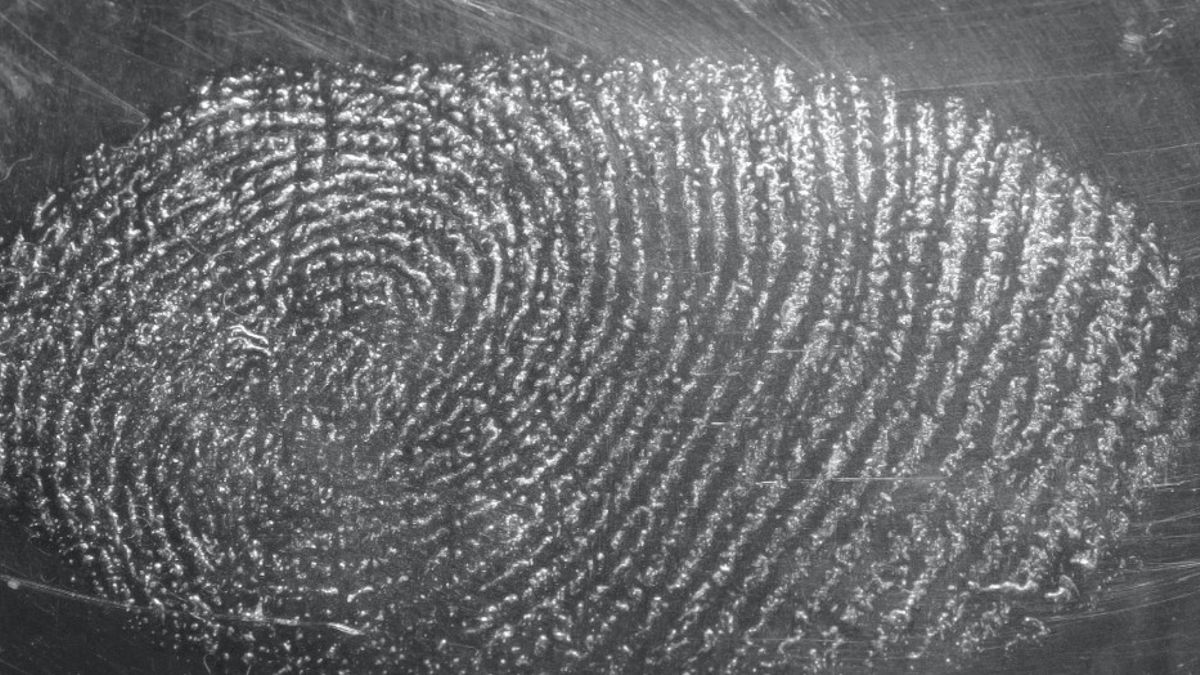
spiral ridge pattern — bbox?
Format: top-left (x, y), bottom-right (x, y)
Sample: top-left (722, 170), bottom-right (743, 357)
top-left (1, 55), bottom-right (1197, 672)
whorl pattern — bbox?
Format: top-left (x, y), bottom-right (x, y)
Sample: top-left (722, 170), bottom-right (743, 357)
top-left (0, 54), bottom-right (1196, 672)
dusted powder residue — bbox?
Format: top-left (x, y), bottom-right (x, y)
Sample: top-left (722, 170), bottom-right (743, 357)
top-left (0, 54), bottom-right (1196, 672)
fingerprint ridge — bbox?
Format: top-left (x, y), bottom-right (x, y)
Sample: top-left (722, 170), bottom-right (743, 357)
top-left (1, 54), bottom-right (1196, 672)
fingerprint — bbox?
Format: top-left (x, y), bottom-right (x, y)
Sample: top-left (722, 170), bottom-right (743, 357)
top-left (1, 54), bottom-right (1197, 672)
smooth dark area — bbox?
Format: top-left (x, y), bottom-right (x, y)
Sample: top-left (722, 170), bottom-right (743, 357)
top-left (3, 1), bottom-right (1200, 673)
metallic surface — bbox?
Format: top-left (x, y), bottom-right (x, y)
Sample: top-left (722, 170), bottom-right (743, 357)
top-left (1, 55), bottom-right (1198, 672)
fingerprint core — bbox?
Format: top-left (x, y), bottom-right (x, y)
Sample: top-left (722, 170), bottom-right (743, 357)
top-left (0, 55), bottom-right (1196, 672)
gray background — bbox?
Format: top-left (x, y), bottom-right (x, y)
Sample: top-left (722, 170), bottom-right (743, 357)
top-left (2, 1), bottom-right (1199, 672)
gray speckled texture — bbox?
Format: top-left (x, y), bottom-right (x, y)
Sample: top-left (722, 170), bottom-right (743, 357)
top-left (1, 54), bottom-right (1196, 672)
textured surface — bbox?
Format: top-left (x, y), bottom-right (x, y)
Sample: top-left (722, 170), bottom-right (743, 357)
top-left (1, 55), bottom-right (1197, 672)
